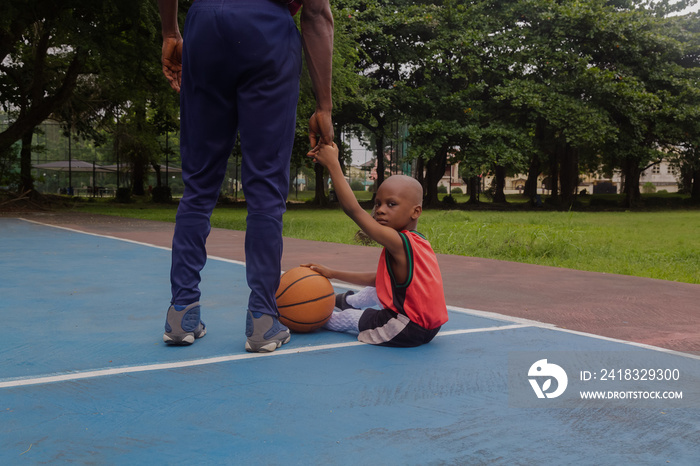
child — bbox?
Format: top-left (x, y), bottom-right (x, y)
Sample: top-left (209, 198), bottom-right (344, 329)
top-left (304, 143), bottom-right (448, 347)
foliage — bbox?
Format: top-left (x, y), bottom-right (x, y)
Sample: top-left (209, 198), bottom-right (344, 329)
top-left (0, 144), bottom-right (20, 190)
top-left (330, 0), bottom-right (700, 207)
top-left (349, 179), bottom-right (365, 191)
top-left (151, 185), bottom-right (172, 203)
top-left (2, 0), bottom-right (699, 204)
top-left (441, 194), bottom-right (457, 206)
top-left (114, 187), bottom-right (132, 203)
top-left (0, 0), bottom-right (177, 194)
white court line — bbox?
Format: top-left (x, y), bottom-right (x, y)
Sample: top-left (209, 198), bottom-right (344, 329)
top-left (437, 324), bottom-right (529, 336)
top-left (447, 304), bottom-right (700, 362)
top-left (17, 217), bottom-right (246, 266)
top-left (0, 325), bottom-right (527, 389)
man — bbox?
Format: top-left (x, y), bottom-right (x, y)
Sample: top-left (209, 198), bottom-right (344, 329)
top-left (157, 0), bottom-right (334, 352)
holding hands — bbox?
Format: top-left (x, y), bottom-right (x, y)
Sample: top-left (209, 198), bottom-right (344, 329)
top-left (307, 141), bottom-right (339, 169)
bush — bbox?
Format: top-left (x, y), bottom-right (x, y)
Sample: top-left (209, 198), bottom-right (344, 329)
top-left (437, 185), bottom-right (448, 193)
top-left (151, 186), bottom-right (172, 203)
top-left (115, 187), bottom-right (132, 203)
top-left (441, 194), bottom-right (457, 206)
top-left (451, 187), bottom-right (463, 194)
top-left (642, 182), bottom-right (656, 194)
top-left (643, 196), bottom-right (684, 207)
top-left (350, 179), bottom-right (365, 191)
top-left (589, 196), bottom-right (621, 208)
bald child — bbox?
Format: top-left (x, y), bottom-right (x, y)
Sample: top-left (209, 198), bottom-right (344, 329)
top-left (305, 143), bottom-right (448, 347)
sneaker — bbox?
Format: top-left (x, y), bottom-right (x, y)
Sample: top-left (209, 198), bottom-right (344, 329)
top-left (245, 310), bottom-right (290, 353)
top-left (163, 302), bottom-right (207, 345)
top-left (335, 290), bottom-right (355, 310)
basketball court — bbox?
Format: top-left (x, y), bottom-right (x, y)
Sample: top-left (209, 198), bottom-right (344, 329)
top-left (1, 214), bottom-right (699, 464)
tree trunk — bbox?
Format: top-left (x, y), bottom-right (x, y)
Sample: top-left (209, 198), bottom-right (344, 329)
top-left (313, 163), bottom-right (328, 205)
top-left (493, 164), bottom-right (507, 203)
top-left (466, 175), bottom-right (480, 204)
top-left (691, 167), bottom-right (700, 200)
top-left (415, 156), bottom-right (424, 187)
top-left (20, 130), bottom-right (34, 194)
top-left (131, 151), bottom-right (147, 196)
top-left (559, 144), bottom-right (579, 208)
top-left (526, 118), bottom-right (546, 203)
top-left (621, 156), bottom-right (641, 207)
top-left (375, 133), bottom-right (385, 188)
top-left (524, 151), bottom-right (540, 202)
top-left (678, 163), bottom-right (693, 194)
top-left (152, 163), bottom-right (162, 188)
top-left (424, 147), bottom-right (447, 207)
top-left (548, 146), bottom-right (559, 204)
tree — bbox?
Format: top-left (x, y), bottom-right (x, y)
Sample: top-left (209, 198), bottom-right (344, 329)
top-left (291, 0), bottom-right (366, 205)
top-left (326, 0), bottom-right (430, 203)
top-left (0, 0), bottom-right (159, 194)
top-left (658, 12), bottom-right (700, 201)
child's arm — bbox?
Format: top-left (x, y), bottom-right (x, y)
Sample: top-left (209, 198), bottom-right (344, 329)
top-left (301, 263), bottom-right (376, 287)
top-left (308, 143), bottom-right (405, 257)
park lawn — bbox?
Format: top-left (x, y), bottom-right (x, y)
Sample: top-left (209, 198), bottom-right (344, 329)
top-left (72, 201), bottom-right (700, 284)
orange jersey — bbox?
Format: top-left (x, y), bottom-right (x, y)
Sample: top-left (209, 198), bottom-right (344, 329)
top-left (375, 231), bottom-right (448, 330)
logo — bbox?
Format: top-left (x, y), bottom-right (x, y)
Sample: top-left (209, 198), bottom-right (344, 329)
top-left (528, 359), bottom-right (568, 399)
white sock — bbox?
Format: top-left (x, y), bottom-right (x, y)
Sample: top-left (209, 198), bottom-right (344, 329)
top-left (346, 286), bottom-right (380, 309)
top-left (324, 308), bottom-right (363, 334)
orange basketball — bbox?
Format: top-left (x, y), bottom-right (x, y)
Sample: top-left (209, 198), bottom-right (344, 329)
top-left (276, 266), bottom-right (335, 333)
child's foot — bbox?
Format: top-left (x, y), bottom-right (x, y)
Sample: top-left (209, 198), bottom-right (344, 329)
top-left (245, 310), bottom-right (291, 353)
top-left (164, 302), bottom-right (207, 345)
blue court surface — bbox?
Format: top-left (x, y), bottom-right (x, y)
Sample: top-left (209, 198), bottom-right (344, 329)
top-left (1, 217), bottom-right (699, 465)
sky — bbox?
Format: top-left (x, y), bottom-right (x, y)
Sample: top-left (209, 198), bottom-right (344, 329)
top-left (671, 0), bottom-right (700, 15)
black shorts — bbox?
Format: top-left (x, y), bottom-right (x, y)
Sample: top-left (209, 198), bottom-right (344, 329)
top-left (358, 308), bottom-right (440, 347)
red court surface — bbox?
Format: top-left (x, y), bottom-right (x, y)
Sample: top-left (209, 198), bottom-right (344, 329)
top-left (12, 211), bottom-right (699, 355)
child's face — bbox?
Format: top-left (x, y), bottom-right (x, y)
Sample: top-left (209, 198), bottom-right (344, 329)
top-left (373, 181), bottom-right (421, 231)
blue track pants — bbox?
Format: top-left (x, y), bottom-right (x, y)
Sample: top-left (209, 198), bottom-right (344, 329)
top-left (171, 0), bottom-right (302, 316)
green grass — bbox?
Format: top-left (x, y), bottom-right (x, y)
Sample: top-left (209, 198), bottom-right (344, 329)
top-left (72, 199), bottom-right (700, 284)
top-left (418, 210), bottom-right (700, 284)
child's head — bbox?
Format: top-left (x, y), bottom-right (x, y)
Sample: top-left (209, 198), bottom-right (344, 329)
top-left (374, 175), bottom-right (423, 231)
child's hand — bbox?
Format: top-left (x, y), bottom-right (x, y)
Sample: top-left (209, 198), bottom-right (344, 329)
top-left (307, 142), bottom-right (338, 169)
top-left (301, 263), bottom-right (333, 279)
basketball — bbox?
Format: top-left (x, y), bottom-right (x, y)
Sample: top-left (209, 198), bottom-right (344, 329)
top-left (276, 266), bottom-right (335, 333)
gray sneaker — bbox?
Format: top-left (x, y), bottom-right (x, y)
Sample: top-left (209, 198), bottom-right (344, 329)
top-left (245, 310), bottom-right (290, 353)
top-left (163, 302), bottom-right (207, 345)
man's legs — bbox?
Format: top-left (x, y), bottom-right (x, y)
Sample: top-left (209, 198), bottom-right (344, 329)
top-left (236, 4), bottom-right (302, 352)
top-left (165, 2), bottom-right (240, 344)
top-left (165, 0), bottom-right (302, 351)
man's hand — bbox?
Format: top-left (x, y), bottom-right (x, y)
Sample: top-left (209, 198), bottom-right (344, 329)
top-left (309, 110), bottom-right (333, 149)
top-left (161, 36), bottom-right (183, 93)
